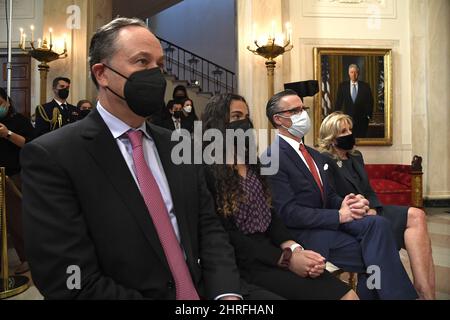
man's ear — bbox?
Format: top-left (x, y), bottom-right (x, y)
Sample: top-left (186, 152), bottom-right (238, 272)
top-left (273, 114), bottom-right (282, 127)
top-left (92, 63), bottom-right (108, 87)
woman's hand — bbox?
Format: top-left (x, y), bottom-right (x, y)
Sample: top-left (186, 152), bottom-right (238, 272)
top-left (288, 250), bottom-right (326, 278)
top-left (0, 123), bottom-right (9, 138)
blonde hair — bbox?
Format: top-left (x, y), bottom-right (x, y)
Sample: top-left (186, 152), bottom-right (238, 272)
top-left (318, 112), bottom-right (356, 158)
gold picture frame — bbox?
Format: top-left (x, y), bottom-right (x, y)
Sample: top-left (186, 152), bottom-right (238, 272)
top-left (313, 47), bottom-right (393, 146)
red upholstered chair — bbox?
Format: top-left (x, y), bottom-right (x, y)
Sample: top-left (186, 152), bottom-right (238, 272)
top-left (364, 164), bottom-right (412, 206)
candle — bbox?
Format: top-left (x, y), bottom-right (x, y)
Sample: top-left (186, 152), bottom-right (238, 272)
top-left (285, 22), bottom-right (292, 42)
top-left (252, 23), bottom-right (257, 42)
top-left (271, 21), bottom-right (276, 39)
top-left (63, 34), bottom-right (67, 51)
top-left (38, 38), bottom-right (42, 48)
top-left (49, 28), bottom-right (53, 46)
top-left (30, 25), bottom-right (35, 43)
top-left (19, 28), bottom-right (24, 47)
top-left (23, 34), bottom-right (27, 48)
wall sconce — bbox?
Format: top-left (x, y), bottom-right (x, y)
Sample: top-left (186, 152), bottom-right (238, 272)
top-left (247, 22), bottom-right (293, 135)
top-left (19, 26), bottom-right (68, 105)
top-left (247, 22), bottom-right (293, 99)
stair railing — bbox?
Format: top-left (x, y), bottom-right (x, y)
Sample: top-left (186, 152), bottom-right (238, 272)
top-left (156, 36), bottom-right (236, 95)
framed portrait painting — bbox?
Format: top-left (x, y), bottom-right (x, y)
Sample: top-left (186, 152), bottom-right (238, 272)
top-left (313, 47), bottom-right (393, 146)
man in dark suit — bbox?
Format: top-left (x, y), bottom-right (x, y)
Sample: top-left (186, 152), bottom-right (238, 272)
top-left (265, 90), bottom-right (418, 299)
top-left (34, 77), bottom-right (79, 138)
top-left (21, 17), bottom-right (241, 300)
top-left (335, 64), bottom-right (374, 138)
top-left (157, 100), bottom-right (195, 134)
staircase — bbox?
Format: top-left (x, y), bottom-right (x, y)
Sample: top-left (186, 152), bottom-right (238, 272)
top-left (156, 35), bottom-right (237, 118)
top-left (164, 75), bottom-right (213, 120)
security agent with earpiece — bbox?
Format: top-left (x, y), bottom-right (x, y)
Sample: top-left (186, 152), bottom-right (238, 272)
top-left (34, 76), bottom-right (79, 138)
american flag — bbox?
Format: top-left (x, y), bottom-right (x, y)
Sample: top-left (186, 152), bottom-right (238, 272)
top-left (321, 57), bottom-right (332, 116)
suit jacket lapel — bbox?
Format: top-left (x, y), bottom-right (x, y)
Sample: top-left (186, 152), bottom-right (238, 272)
top-left (80, 110), bottom-right (169, 269)
top-left (349, 154), bottom-right (370, 191)
top-left (308, 147), bottom-right (327, 194)
top-left (279, 138), bottom-right (323, 197)
top-left (344, 82), bottom-right (353, 105)
top-left (334, 156), bottom-right (364, 194)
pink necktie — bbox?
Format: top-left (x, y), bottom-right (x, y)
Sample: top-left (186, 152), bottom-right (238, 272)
top-left (127, 130), bottom-right (199, 300)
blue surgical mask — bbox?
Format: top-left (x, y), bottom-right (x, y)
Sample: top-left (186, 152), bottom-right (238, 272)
top-left (0, 104), bottom-right (9, 119)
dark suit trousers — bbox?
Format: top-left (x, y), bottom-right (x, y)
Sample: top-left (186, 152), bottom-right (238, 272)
top-left (294, 215), bottom-right (418, 300)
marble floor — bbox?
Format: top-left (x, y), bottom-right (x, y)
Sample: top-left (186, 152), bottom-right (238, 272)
top-left (4, 207), bottom-right (450, 300)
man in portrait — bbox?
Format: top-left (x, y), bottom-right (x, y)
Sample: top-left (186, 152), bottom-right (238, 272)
top-left (335, 64), bottom-right (374, 138)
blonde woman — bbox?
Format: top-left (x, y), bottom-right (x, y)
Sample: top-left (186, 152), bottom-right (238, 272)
top-left (319, 112), bottom-right (435, 300)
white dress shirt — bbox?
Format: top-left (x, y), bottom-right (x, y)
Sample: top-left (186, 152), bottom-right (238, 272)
top-left (53, 98), bottom-right (68, 109)
top-left (278, 134), bottom-right (323, 185)
top-left (172, 116), bottom-right (181, 131)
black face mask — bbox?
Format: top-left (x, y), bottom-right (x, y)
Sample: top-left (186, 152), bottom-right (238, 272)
top-left (173, 110), bottom-right (183, 119)
top-left (79, 109), bottom-right (91, 119)
top-left (226, 119), bottom-right (255, 164)
top-left (58, 88), bottom-right (70, 100)
top-left (335, 133), bottom-right (356, 151)
top-left (226, 118), bottom-right (253, 132)
top-left (104, 65), bottom-right (167, 118)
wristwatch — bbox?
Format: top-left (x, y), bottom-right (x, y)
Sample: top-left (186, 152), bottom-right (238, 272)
top-left (290, 243), bottom-right (304, 252)
top-left (6, 130), bottom-right (12, 139)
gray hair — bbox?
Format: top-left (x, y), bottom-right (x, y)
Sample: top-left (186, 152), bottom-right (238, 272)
top-left (348, 64), bottom-right (360, 72)
top-left (266, 89), bottom-right (299, 127)
top-left (88, 17), bottom-right (148, 88)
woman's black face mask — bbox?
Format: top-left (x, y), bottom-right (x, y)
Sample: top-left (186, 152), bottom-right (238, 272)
top-left (226, 118), bottom-right (253, 132)
top-left (225, 118), bottom-right (256, 164)
top-left (335, 133), bottom-right (356, 151)
top-left (104, 64), bottom-right (167, 118)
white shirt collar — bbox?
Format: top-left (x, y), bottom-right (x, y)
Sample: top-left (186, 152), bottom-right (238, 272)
top-left (53, 98), bottom-right (65, 106)
top-left (96, 101), bottom-right (150, 140)
top-left (278, 133), bottom-right (304, 150)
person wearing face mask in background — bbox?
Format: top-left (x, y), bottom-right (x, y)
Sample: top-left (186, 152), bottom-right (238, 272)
top-left (265, 90), bottom-right (418, 300)
top-left (0, 87), bottom-right (34, 275)
top-left (182, 97), bottom-right (198, 122)
top-left (158, 98), bottom-right (197, 134)
top-left (319, 112), bottom-right (435, 300)
top-left (152, 85), bottom-right (191, 126)
top-left (20, 17), bottom-right (242, 300)
top-left (76, 99), bottom-right (94, 120)
top-left (34, 77), bottom-right (78, 138)
top-left (201, 93), bottom-right (358, 300)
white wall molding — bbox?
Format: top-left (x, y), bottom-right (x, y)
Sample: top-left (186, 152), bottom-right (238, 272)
top-left (302, 0), bottom-right (397, 19)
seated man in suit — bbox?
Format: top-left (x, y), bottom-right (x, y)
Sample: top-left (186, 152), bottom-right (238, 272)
top-left (34, 77), bottom-right (79, 137)
top-left (265, 89), bottom-right (418, 299)
top-left (21, 17), bottom-right (241, 300)
top-left (334, 64), bottom-right (374, 138)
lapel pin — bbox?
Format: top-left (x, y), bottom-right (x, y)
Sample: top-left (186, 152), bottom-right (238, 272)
top-left (337, 160), bottom-right (343, 168)
top-left (324, 164), bottom-right (329, 171)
